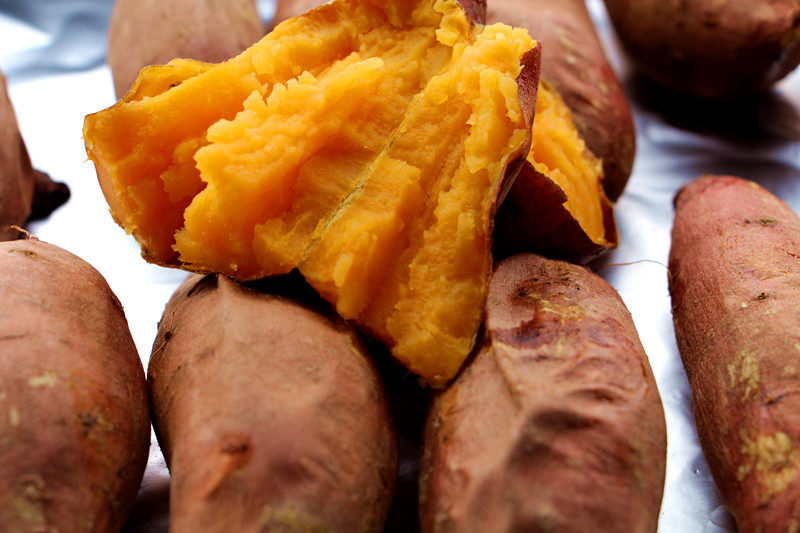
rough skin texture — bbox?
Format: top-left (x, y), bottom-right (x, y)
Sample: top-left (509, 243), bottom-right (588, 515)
top-left (0, 239), bottom-right (150, 531)
top-left (420, 253), bottom-right (667, 532)
top-left (487, 0), bottom-right (636, 201)
top-left (0, 71), bottom-right (69, 241)
top-left (669, 175), bottom-right (800, 531)
top-left (603, 0), bottom-right (800, 98)
top-left (108, 0), bottom-right (265, 98)
top-left (85, 0), bottom-right (541, 387)
top-left (149, 275), bottom-right (398, 532)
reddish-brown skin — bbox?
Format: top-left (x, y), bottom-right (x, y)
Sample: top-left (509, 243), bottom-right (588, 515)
top-left (494, 159), bottom-right (619, 264)
top-left (420, 254), bottom-right (667, 532)
top-left (669, 175), bottom-right (800, 531)
top-left (604, 0), bottom-right (800, 98)
top-left (487, 0), bottom-right (636, 201)
top-left (0, 72), bottom-right (69, 241)
top-left (0, 239), bottom-right (150, 531)
top-left (149, 275), bottom-right (398, 532)
top-left (107, 0), bottom-right (265, 98)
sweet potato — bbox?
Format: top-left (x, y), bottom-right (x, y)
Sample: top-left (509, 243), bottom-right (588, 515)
top-left (148, 274), bottom-right (397, 531)
top-left (487, 0), bottom-right (636, 200)
top-left (669, 175), bottom-right (800, 530)
top-left (85, 0), bottom-right (541, 386)
top-left (494, 80), bottom-right (618, 263)
top-left (420, 253), bottom-right (667, 532)
top-left (107, 0), bottom-right (265, 98)
top-left (603, 0), bottom-right (800, 98)
top-left (0, 71), bottom-right (69, 241)
top-left (0, 239), bottom-right (149, 531)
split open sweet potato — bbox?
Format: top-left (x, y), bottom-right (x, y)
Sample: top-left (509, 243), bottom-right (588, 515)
top-left (84, 0), bottom-right (541, 386)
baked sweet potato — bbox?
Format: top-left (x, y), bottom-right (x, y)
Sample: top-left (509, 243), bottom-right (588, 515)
top-left (107, 0), bottom-right (265, 98)
top-left (494, 79), bottom-right (618, 263)
top-left (603, 0), bottom-right (800, 98)
top-left (149, 274), bottom-right (397, 531)
top-left (1, 71), bottom-right (69, 241)
top-left (0, 239), bottom-right (149, 531)
top-left (420, 253), bottom-right (667, 532)
top-left (487, 0), bottom-right (636, 200)
top-left (85, 0), bottom-right (541, 386)
top-left (669, 175), bottom-right (800, 530)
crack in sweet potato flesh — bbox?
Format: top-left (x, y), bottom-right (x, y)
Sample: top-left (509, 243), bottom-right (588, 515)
top-left (83, 0), bottom-right (537, 386)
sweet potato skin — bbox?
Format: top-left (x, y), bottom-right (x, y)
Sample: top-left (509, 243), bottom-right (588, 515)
top-left (0, 239), bottom-right (149, 531)
top-left (149, 275), bottom-right (397, 532)
top-left (487, 0), bottom-right (636, 201)
top-left (108, 0), bottom-right (264, 98)
top-left (669, 175), bottom-right (800, 531)
top-left (1, 71), bottom-right (69, 241)
top-left (603, 0), bottom-right (800, 98)
top-left (420, 254), bottom-right (666, 532)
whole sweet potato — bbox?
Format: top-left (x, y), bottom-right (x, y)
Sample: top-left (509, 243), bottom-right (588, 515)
top-left (1, 71), bottom-right (69, 241)
top-left (107, 0), bottom-right (265, 98)
top-left (0, 239), bottom-right (149, 531)
top-left (603, 0), bottom-right (800, 98)
top-left (149, 274), bottom-right (397, 532)
top-left (420, 253), bottom-right (667, 532)
top-left (669, 175), bottom-right (800, 530)
top-left (487, 0), bottom-right (636, 200)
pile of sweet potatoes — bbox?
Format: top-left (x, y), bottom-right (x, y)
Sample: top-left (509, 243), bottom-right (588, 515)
top-left (10, 0), bottom-right (800, 530)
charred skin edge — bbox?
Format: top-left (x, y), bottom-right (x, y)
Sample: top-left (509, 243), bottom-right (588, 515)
top-left (603, 0), bottom-right (800, 98)
top-left (0, 239), bottom-right (149, 531)
top-left (487, 0), bottom-right (636, 201)
top-left (0, 72), bottom-right (69, 241)
top-left (149, 274), bottom-right (398, 531)
top-left (493, 158), bottom-right (618, 265)
top-left (669, 175), bottom-right (800, 530)
top-left (419, 253), bottom-right (667, 532)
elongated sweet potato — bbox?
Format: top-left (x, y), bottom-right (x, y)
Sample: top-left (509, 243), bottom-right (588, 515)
top-left (85, 0), bottom-right (541, 386)
top-left (1, 71), bottom-right (69, 241)
top-left (603, 0), bottom-right (800, 98)
top-left (420, 253), bottom-right (667, 532)
top-left (0, 239), bottom-right (149, 531)
top-left (149, 274), bottom-right (397, 531)
top-left (494, 80), bottom-right (618, 263)
top-left (669, 175), bottom-right (800, 530)
top-left (487, 0), bottom-right (636, 200)
top-left (107, 0), bottom-right (265, 98)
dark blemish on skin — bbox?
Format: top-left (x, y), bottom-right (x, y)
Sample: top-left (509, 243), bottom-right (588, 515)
top-left (221, 438), bottom-right (250, 455)
top-left (7, 249), bottom-right (49, 262)
top-left (744, 218), bottom-right (778, 227)
top-left (756, 292), bottom-right (772, 301)
top-left (79, 414), bottom-right (97, 436)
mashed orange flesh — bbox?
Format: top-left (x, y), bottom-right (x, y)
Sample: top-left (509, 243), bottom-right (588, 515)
top-left (530, 81), bottom-right (607, 244)
top-left (83, 0), bottom-right (537, 386)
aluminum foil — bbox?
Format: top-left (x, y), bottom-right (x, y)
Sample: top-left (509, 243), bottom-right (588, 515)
top-left (3, 0), bottom-right (800, 530)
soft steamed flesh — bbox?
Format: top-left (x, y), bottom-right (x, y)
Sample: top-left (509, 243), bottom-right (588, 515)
top-left (83, 0), bottom-right (536, 386)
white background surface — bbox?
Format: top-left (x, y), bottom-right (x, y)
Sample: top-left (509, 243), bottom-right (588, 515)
top-left (4, 0), bottom-right (800, 530)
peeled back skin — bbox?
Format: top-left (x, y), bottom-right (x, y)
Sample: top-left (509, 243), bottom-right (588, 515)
top-left (84, 0), bottom-right (541, 387)
top-left (0, 239), bottom-right (150, 531)
top-left (420, 254), bottom-right (667, 532)
top-left (108, 0), bottom-right (265, 99)
top-left (1, 71), bottom-right (70, 241)
top-left (494, 80), bottom-right (618, 264)
top-left (487, 0), bottom-right (636, 201)
top-left (669, 176), bottom-right (800, 530)
top-left (149, 274), bottom-right (397, 532)
top-left (603, 0), bottom-right (800, 98)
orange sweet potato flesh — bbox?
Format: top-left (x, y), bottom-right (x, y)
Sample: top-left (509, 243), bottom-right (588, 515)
top-left (149, 275), bottom-right (397, 531)
top-left (669, 175), bottom-right (800, 530)
top-left (494, 80), bottom-right (618, 263)
top-left (84, 0), bottom-right (541, 386)
top-left (420, 253), bottom-right (667, 532)
top-left (0, 239), bottom-right (150, 531)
